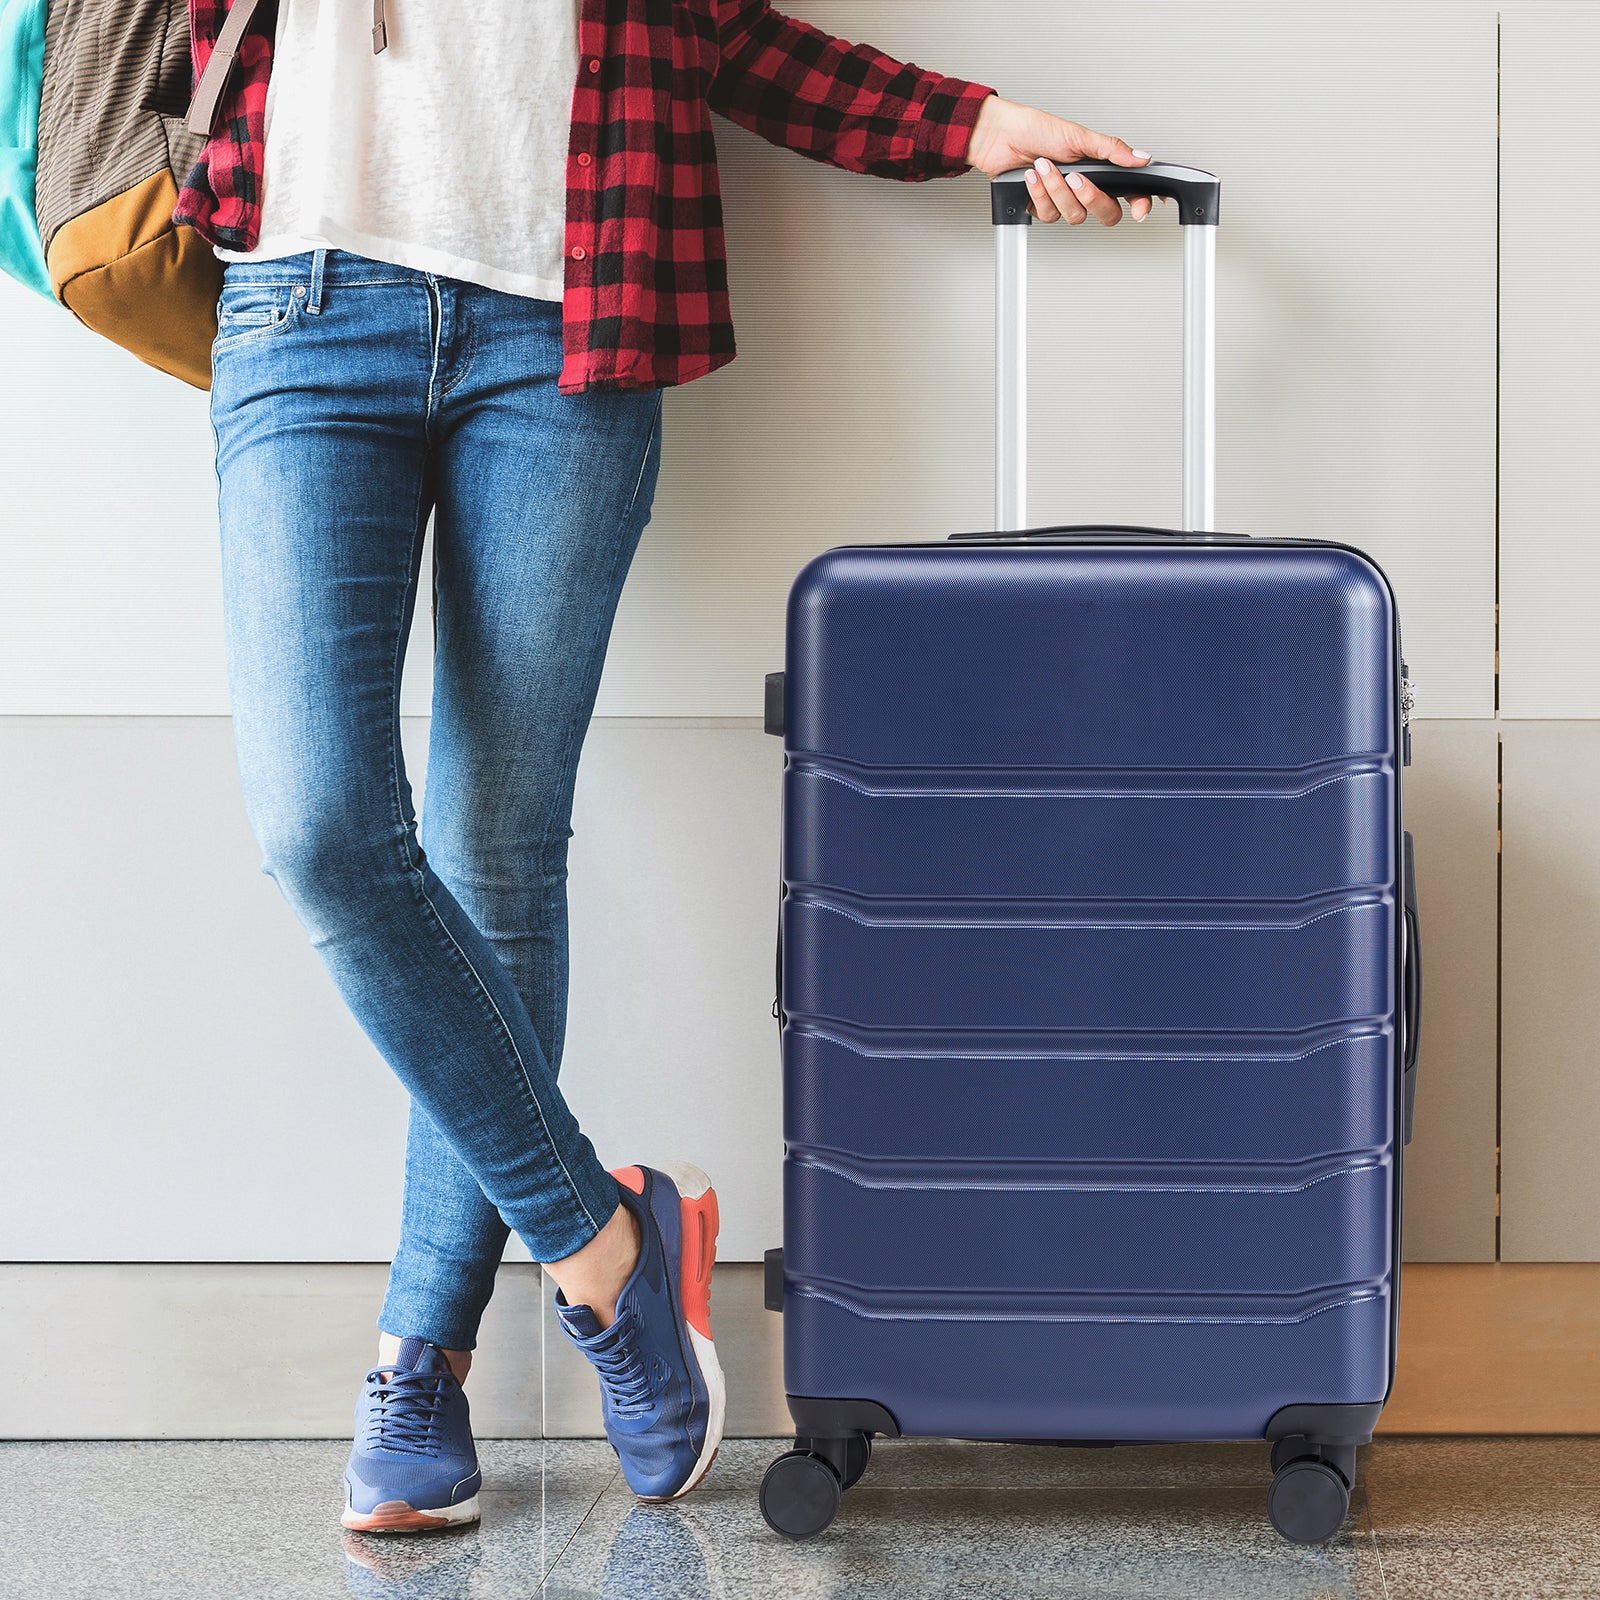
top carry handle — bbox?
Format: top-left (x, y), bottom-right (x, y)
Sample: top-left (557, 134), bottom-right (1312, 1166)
top-left (989, 160), bottom-right (1221, 534)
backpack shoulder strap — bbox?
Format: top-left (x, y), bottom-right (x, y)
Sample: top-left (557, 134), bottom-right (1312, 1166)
top-left (185, 0), bottom-right (269, 137)
top-left (186, 0), bottom-right (390, 136)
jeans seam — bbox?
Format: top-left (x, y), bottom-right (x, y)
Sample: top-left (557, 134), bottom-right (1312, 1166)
top-left (531, 394), bottom-right (664, 926)
top-left (384, 478), bottom-right (605, 1243)
top-left (438, 289), bottom-right (479, 400)
top-left (220, 266), bottom-right (420, 287)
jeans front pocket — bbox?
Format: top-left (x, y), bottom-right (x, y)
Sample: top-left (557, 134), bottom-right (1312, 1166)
top-left (212, 283), bottom-right (307, 356)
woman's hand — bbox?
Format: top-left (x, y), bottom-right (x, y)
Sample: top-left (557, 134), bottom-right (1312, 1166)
top-left (965, 96), bottom-right (1155, 225)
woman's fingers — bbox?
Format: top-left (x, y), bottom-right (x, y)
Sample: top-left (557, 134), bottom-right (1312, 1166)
top-left (1130, 194), bottom-right (1153, 222)
top-left (1023, 166), bottom-right (1066, 223)
top-left (1030, 157), bottom-right (1122, 227)
top-left (1064, 169), bottom-right (1123, 227)
top-left (1030, 159), bottom-right (1087, 224)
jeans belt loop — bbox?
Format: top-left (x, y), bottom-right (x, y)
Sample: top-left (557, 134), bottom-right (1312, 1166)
top-left (308, 248), bottom-right (328, 315)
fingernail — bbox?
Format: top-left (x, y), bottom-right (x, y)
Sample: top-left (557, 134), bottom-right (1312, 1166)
top-left (1134, 208), bottom-right (1147, 222)
top-left (1034, 157), bottom-right (1053, 174)
top-left (1024, 169), bottom-right (1038, 185)
top-left (1132, 149), bottom-right (1152, 161)
top-left (1065, 171), bottom-right (1084, 191)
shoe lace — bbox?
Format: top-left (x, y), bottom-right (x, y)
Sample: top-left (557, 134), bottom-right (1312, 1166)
top-left (362, 1366), bottom-right (451, 1454)
top-left (590, 1330), bottom-right (655, 1421)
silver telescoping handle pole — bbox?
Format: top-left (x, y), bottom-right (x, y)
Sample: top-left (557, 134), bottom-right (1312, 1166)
top-left (989, 160), bottom-right (1222, 534)
top-left (995, 223), bottom-right (1028, 534)
top-left (1181, 223), bottom-right (1217, 532)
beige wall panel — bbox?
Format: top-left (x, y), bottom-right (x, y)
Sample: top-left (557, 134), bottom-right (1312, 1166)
top-left (0, 1263), bottom-right (543, 1440)
top-left (1382, 1264), bottom-right (1600, 1434)
top-left (1501, 723), bottom-right (1600, 1260)
top-left (1499, 6), bottom-right (1600, 717)
top-left (1401, 721), bottom-right (1500, 1262)
top-left (2, 3), bottom-right (1494, 718)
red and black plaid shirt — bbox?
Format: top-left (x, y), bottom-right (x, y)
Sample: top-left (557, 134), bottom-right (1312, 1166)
top-left (174, 1), bottom-right (994, 395)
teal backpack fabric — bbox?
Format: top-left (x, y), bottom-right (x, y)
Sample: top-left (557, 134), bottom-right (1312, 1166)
top-left (0, 0), bottom-right (50, 298)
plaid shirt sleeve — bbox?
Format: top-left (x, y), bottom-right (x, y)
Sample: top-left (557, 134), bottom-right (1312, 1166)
top-left (171, 0), bottom-right (274, 249)
top-left (707, 1), bottom-right (995, 181)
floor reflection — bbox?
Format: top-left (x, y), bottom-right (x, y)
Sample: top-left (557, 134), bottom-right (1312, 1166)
top-left (0, 1436), bottom-right (1596, 1598)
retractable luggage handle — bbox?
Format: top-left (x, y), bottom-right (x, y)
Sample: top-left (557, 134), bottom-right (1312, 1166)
top-left (989, 160), bottom-right (1221, 534)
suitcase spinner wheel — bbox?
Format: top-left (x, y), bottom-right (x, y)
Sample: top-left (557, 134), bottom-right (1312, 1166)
top-left (759, 1433), bottom-right (872, 1539)
top-left (1267, 1444), bottom-right (1357, 1545)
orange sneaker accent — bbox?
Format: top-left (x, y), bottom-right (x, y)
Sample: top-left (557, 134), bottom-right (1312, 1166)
top-left (678, 1185), bottom-right (719, 1340)
top-left (611, 1165), bottom-right (646, 1195)
top-left (340, 1500), bottom-right (453, 1533)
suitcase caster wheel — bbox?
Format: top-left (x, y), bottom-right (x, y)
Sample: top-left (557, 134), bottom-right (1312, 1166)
top-left (840, 1432), bottom-right (872, 1491)
top-left (1267, 1457), bottom-right (1352, 1545)
top-left (760, 1450), bottom-right (842, 1540)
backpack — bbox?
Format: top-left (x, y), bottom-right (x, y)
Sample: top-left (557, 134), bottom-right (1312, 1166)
top-left (37, 0), bottom-right (229, 385)
top-left (0, 0), bottom-right (50, 297)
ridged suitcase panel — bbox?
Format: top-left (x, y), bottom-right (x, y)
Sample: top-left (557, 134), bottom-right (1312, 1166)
top-left (784, 1155), bottom-right (1393, 1296)
top-left (783, 1292), bottom-right (1393, 1443)
top-left (783, 896), bottom-right (1392, 1033)
top-left (778, 540), bottom-right (1403, 1442)
top-left (785, 546), bottom-right (1393, 770)
top-left (784, 1030), bottom-right (1394, 1165)
top-left (785, 761), bottom-right (1394, 903)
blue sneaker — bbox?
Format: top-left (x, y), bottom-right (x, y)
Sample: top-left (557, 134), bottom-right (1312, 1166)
top-left (341, 1337), bottom-right (482, 1533)
top-left (555, 1161), bottom-right (725, 1500)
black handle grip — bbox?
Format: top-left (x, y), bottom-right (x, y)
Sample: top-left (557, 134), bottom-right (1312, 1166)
top-left (991, 160), bottom-right (1221, 227)
top-left (1401, 830), bottom-right (1422, 1146)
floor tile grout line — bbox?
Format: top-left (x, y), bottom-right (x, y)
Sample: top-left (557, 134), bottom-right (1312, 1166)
top-left (539, 1465), bottom-right (618, 1591)
top-left (1366, 1494), bottom-right (1394, 1600)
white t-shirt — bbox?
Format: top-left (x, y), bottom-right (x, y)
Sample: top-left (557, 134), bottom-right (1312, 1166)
top-left (216, 0), bottom-right (578, 301)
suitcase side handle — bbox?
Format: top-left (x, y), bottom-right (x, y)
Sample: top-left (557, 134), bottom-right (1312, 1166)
top-left (990, 160), bottom-right (1219, 537)
top-left (1401, 830), bottom-right (1422, 1145)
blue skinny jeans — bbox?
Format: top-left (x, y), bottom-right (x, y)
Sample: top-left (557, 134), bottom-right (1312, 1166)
top-left (209, 249), bottom-right (663, 1349)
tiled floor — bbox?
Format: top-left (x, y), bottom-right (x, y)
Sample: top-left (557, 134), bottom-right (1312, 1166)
top-left (2, 1437), bottom-right (1596, 1599)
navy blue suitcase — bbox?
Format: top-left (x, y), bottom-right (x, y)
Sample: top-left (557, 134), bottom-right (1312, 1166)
top-left (759, 162), bottom-right (1421, 1545)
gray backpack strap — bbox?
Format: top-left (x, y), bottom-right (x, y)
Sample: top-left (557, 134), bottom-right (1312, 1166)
top-left (186, 0), bottom-right (391, 137)
top-left (184, 0), bottom-right (269, 136)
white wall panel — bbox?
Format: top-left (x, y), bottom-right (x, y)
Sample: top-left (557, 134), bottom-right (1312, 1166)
top-left (0, 276), bottom-right (439, 717)
top-left (0, 717), bottom-right (780, 1262)
top-left (617, 0), bottom-right (1497, 718)
top-left (1499, 5), bottom-right (1600, 717)
top-left (1, 2), bottom-right (1495, 718)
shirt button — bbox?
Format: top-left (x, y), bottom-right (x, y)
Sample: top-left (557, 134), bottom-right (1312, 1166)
top-left (571, 246), bottom-right (587, 261)
top-left (576, 152), bottom-right (592, 167)
top-left (586, 57), bottom-right (600, 73)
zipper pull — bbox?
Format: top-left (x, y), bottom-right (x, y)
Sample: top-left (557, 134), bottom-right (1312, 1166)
top-left (1400, 660), bottom-right (1415, 767)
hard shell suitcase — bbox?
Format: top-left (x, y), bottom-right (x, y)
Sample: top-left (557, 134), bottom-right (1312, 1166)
top-left (760, 161), bottom-right (1422, 1545)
